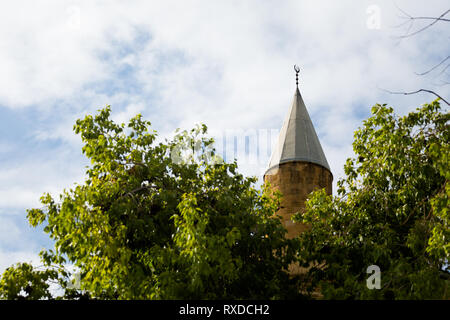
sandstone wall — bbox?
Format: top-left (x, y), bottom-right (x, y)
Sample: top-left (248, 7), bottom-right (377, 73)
top-left (264, 161), bottom-right (332, 239)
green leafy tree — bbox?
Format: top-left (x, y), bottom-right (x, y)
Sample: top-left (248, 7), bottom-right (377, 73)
top-left (294, 99), bottom-right (449, 299)
top-left (0, 263), bottom-right (61, 300)
top-left (0, 106), bottom-right (302, 300)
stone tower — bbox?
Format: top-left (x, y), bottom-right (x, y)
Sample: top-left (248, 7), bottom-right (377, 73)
top-left (264, 68), bottom-right (332, 239)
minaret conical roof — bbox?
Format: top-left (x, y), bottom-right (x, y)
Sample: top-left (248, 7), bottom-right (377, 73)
top-left (266, 87), bottom-right (330, 173)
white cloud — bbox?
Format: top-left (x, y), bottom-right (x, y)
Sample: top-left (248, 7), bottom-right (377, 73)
top-left (0, 150), bottom-right (87, 212)
top-left (0, 251), bottom-right (41, 276)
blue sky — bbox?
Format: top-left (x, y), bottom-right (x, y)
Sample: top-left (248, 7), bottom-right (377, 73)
top-left (0, 0), bottom-right (449, 274)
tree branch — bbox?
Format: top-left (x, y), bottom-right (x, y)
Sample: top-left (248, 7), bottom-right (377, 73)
top-left (379, 88), bottom-right (450, 106)
top-left (435, 80), bottom-right (450, 87)
top-left (395, 8), bottom-right (450, 38)
top-left (415, 56), bottom-right (450, 75)
top-left (405, 16), bottom-right (450, 22)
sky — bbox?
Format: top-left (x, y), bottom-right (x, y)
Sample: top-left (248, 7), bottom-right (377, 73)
top-left (0, 0), bottom-right (449, 275)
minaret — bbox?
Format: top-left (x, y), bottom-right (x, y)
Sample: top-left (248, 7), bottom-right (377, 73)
top-left (264, 66), bottom-right (332, 239)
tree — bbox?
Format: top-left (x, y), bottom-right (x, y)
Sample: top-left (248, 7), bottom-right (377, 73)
top-left (383, 7), bottom-right (450, 106)
top-left (0, 106), bottom-right (302, 300)
top-left (294, 99), bottom-right (449, 299)
top-left (0, 263), bottom-right (61, 300)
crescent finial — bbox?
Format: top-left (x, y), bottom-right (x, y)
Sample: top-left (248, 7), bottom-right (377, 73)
top-left (294, 65), bottom-right (300, 87)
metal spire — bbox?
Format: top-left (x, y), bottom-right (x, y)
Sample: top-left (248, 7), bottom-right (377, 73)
top-left (265, 67), bottom-right (331, 173)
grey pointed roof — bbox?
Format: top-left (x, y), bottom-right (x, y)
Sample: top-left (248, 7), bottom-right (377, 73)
top-left (266, 87), bottom-right (330, 173)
